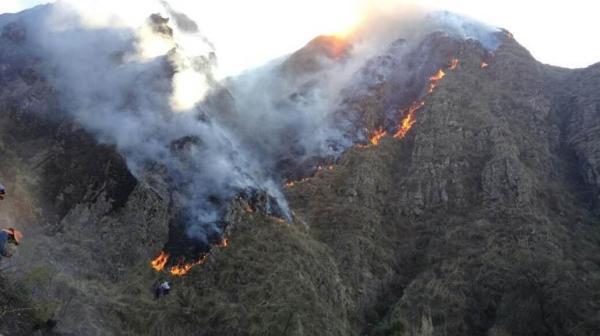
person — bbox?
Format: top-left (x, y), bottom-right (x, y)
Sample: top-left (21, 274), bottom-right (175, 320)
top-left (0, 182), bottom-right (5, 200)
top-left (154, 280), bottom-right (171, 299)
top-left (0, 228), bottom-right (22, 259)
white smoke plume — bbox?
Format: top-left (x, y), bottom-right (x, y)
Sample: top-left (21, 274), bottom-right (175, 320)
top-left (4, 1), bottom-right (500, 247)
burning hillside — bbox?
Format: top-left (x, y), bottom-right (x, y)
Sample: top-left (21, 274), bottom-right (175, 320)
top-left (0, 1), bottom-right (505, 279)
top-left (3, 1), bottom-right (600, 335)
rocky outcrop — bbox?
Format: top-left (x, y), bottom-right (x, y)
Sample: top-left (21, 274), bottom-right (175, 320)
top-left (1, 6), bottom-right (600, 336)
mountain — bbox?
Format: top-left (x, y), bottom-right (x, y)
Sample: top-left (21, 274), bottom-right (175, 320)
top-left (1, 5), bottom-right (600, 336)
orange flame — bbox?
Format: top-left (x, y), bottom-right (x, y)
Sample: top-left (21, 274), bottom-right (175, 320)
top-left (428, 69), bottom-right (446, 93)
top-left (394, 101), bottom-right (424, 138)
top-left (480, 62), bottom-right (489, 69)
top-left (369, 127), bottom-right (387, 146)
top-left (449, 58), bottom-right (459, 70)
top-left (429, 69), bottom-right (446, 81)
top-left (218, 238), bottom-right (228, 248)
top-left (169, 256), bottom-right (206, 276)
top-left (285, 177), bottom-right (311, 188)
top-left (151, 251), bottom-right (169, 272)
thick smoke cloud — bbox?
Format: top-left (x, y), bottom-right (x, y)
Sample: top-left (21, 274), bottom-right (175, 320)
top-left (7, 1), bottom-right (500, 246)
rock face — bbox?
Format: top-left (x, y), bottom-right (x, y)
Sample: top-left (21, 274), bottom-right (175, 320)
top-left (1, 7), bottom-right (600, 336)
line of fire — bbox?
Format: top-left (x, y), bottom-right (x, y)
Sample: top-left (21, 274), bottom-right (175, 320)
top-left (150, 56), bottom-right (492, 277)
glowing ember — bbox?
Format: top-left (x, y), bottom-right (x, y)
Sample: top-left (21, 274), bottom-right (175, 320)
top-left (449, 58), bottom-right (459, 70)
top-left (480, 62), bottom-right (489, 69)
top-left (394, 101), bottom-right (424, 139)
top-left (369, 127), bottom-right (387, 146)
top-left (151, 251), bottom-right (169, 272)
top-left (285, 177), bottom-right (311, 188)
top-left (218, 238), bottom-right (229, 248)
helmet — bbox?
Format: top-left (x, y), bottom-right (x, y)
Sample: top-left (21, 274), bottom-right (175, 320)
top-left (3, 228), bottom-right (22, 245)
top-left (11, 229), bottom-right (23, 244)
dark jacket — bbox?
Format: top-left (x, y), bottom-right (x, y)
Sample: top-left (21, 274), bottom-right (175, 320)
top-left (0, 231), bottom-right (10, 257)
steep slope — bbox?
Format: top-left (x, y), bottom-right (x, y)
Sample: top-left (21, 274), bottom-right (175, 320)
top-left (1, 6), bottom-right (600, 336)
top-left (280, 34), bottom-right (600, 335)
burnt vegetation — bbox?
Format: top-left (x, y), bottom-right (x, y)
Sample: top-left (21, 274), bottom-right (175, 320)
top-left (1, 6), bottom-right (600, 336)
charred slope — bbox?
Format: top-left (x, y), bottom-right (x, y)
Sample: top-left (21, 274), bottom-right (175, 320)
top-left (281, 35), bottom-right (600, 335)
top-left (0, 6), bottom-right (600, 336)
top-left (130, 34), bottom-right (600, 336)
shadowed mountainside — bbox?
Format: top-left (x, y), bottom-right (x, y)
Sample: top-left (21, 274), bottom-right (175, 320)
top-left (1, 7), bottom-right (600, 336)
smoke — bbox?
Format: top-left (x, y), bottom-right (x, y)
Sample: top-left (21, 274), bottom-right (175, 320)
top-left (7, 1), bottom-right (500, 248)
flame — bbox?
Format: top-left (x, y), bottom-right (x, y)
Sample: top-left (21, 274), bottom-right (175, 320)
top-left (429, 69), bottom-right (446, 81)
top-left (284, 164), bottom-right (334, 188)
top-left (285, 177), bottom-right (311, 188)
top-left (169, 256), bottom-right (206, 276)
top-left (369, 127), bottom-right (387, 146)
top-left (480, 62), bottom-right (489, 69)
top-left (151, 251), bottom-right (169, 272)
top-left (449, 58), bottom-right (459, 70)
top-left (394, 101), bottom-right (424, 139)
top-left (428, 69), bottom-right (446, 93)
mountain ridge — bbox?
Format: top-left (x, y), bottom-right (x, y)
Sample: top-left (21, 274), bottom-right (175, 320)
top-left (0, 5), bottom-right (599, 336)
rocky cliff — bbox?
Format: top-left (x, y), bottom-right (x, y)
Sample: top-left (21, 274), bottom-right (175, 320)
top-left (1, 6), bottom-right (600, 336)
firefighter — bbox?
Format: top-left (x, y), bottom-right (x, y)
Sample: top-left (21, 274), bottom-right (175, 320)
top-left (154, 280), bottom-right (171, 299)
top-left (0, 228), bottom-right (22, 259)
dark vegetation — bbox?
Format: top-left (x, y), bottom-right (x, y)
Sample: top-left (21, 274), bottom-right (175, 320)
top-left (1, 7), bottom-right (600, 336)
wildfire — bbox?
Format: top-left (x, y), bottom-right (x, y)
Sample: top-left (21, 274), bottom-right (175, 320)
top-left (369, 127), bottom-right (387, 146)
top-left (284, 177), bottom-right (311, 188)
top-left (393, 59), bottom-right (456, 139)
top-left (394, 101), bottom-right (424, 139)
top-left (429, 69), bottom-right (446, 81)
top-left (169, 256), bottom-right (206, 276)
top-left (151, 235), bottom-right (231, 276)
top-left (151, 251), bottom-right (170, 272)
top-left (480, 62), bottom-right (489, 69)
top-left (428, 69), bottom-right (446, 93)
top-left (285, 164), bottom-right (335, 188)
top-left (218, 238), bottom-right (228, 248)
top-left (449, 58), bottom-right (459, 70)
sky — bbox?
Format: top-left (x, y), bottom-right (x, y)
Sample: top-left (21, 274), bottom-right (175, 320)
top-left (1, 0), bottom-right (599, 73)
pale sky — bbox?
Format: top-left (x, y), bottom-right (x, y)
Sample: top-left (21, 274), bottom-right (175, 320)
top-left (1, 0), bottom-right (599, 73)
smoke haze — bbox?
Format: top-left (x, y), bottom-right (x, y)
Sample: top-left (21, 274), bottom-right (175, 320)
top-left (4, 1), bottom-right (499, 248)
